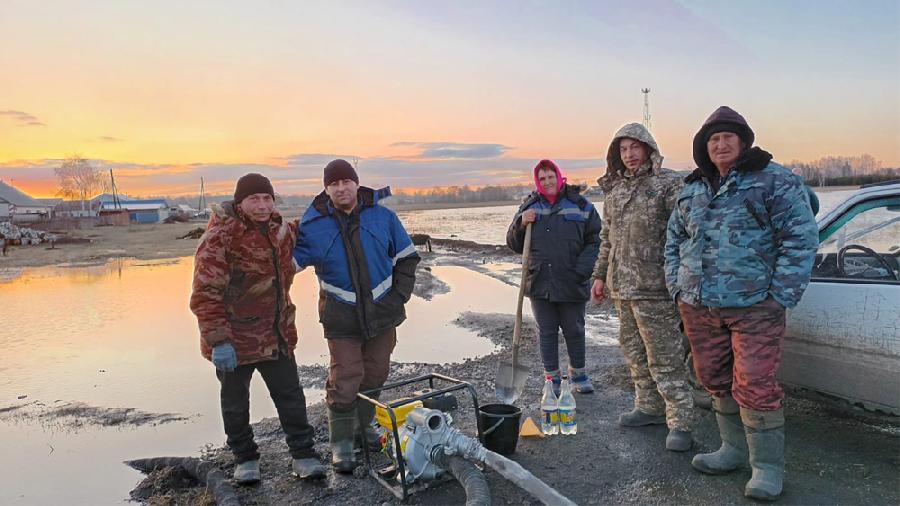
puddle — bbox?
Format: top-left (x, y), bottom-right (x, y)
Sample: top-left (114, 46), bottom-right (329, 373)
top-left (0, 258), bottom-right (513, 504)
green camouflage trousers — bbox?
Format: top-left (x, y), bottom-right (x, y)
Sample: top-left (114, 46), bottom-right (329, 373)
top-left (614, 299), bottom-right (694, 431)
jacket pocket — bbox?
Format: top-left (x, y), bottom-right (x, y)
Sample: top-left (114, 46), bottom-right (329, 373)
top-left (743, 199), bottom-right (768, 230)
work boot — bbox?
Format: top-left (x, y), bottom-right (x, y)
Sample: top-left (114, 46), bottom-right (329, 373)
top-left (666, 429), bottom-right (693, 452)
top-left (692, 398), bottom-right (748, 475)
top-left (233, 460), bottom-right (261, 484)
top-left (292, 456), bottom-right (326, 479)
top-left (328, 406), bottom-right (358, 474)
top-left (618, 408), bottom-right (666, 427)
top-left (354, 401), bottom-right (383, 451)
top-left (743, 408), bottom-right (785, 501)
top-left (568, 366), bottom-right (595, 394)
top-left (692, 389), bottom-right (713, 410)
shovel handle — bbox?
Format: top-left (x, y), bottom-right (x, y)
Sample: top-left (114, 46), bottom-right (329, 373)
top-left (512, 223), bottom-right (532, 357)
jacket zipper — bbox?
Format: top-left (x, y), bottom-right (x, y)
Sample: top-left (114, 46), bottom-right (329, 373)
top-left (261, 226), bottom-right (288, 356)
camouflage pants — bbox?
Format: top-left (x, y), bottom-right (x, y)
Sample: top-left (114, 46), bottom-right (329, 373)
top-left (614, 299), bottom-right (694, 431)
top-left (677, 296), bottom-right (786, 411)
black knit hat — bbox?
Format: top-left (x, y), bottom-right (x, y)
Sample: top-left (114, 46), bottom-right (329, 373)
top-left (233, 173), bottom-right (274, 204)
top-left (693, 106), bottom-right (755, 170)
top-left (323, 159), bottom-right (359, 187)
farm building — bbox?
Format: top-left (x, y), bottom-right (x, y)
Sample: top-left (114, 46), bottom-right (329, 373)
top-left (0, 180), bottom-right (53, 223)
top-left (98, 197), bottom-right (170, 223)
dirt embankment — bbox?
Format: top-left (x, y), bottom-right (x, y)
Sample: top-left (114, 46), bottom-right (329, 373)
top-left (0, 221), bottom-right (206, 269)
top-left (128, 241), bottom-right (899, 506)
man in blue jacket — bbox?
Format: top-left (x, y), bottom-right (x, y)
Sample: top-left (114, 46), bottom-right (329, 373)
top-left (294, 159), bottom-right (420, 473)
top-left (665, 106), bottom-right (818, 501)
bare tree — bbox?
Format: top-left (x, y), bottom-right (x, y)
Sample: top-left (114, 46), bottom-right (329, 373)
top-left (55, 155), bottom-right (106, 211)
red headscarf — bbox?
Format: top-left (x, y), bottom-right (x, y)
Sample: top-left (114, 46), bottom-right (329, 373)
top-left (533, 159), bottom-right (566, 204)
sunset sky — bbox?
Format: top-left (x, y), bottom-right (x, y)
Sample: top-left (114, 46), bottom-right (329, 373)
top-left (1, 0), bottom-right (897, 198)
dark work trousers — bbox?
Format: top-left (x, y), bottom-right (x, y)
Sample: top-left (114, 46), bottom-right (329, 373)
top-left (326, 328), bottom-right (397, 411)
top-left (216, 353), bottom-right (315, 463)
top-left (677, 296), bottom-right (786, 411)
top-left (529, 298), bottom-right (587, 373)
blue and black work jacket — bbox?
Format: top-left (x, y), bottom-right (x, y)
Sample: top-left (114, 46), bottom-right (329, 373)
top-left (506, 184), bottom-right (602, 302)
top-left (294, 186), bottom-right (420, 339)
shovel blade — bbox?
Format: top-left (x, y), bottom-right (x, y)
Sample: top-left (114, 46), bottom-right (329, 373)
top-left (495, 362), bottom-right (530, 405)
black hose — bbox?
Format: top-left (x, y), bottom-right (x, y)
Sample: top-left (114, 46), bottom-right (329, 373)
top-left (433, 452), bottom-right (491, 506)
top-left (126, 456), bottom-right (240, 506)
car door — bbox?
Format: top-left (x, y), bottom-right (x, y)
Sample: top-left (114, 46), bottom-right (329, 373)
top-left (782, 187), bottom-right (900, 414)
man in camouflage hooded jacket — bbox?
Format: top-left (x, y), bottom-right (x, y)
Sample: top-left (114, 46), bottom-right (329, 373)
top-left (591, 123), bottom-right (694, 452)
top-left (190, 173), bottom-right (324, 483)
top-left (664, 107), bottom-right (818, 501)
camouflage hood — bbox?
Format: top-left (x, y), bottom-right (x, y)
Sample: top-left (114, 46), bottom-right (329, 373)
top-left (599, 123), bottom-right (664, 188)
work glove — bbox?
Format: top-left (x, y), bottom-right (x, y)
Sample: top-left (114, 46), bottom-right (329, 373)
top-left (212, 342), bottom-right (237, 372)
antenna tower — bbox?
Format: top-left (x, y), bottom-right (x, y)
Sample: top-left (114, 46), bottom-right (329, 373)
top-left (198, 177), bottom-right (207, 212)
top-left (641, 88), bottom-right (652, 131)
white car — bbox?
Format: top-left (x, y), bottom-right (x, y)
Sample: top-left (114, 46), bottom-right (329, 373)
top-left (782, 181), bottom-right (900, 414)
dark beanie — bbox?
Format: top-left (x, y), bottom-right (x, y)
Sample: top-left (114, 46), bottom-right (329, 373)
top-left (323, 159), bottom-right (359, 187)
top-left (233, 173), bottom-right (274, 204)
top-left (693, 106), bottom-right (756, 170)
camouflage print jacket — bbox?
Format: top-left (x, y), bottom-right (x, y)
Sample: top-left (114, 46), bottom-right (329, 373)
top-left (190, 202), bottom-right (299, 365)
top-left (664, 148), bottom-right (818, 309)
top-left (592, 123), bottom-right (684, 300)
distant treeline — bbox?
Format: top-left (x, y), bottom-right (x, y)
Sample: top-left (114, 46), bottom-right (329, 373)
top-left (800, 171), bottom-right (900, 187)
top-left (784, 154), bottom-right (898, 186)
top-left (391, 184), bottom-right (533, 204)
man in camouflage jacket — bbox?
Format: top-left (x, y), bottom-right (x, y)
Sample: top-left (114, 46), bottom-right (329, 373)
top-left (591, 123), bottom-right (694, 452)
top-left (190, 173), bottom-right (324, 483)
top-left (664, 107), bottom-right (818, 501)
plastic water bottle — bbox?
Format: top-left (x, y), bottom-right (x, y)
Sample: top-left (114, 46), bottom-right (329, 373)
top-left (558, 378), bottom-right (577, 435)
top-left (540, 377), bottom-right (560, 435)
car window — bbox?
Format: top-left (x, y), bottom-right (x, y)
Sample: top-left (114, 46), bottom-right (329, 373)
top-left (812, 196), bottom-right (900, 282)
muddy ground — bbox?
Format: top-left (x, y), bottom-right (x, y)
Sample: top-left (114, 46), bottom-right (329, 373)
top-left (128, 241), bottom-right (899, 506)
top-left (0, 221), bottom-right (206, 269)
top-left (0, 401), bottom-right (192, 432)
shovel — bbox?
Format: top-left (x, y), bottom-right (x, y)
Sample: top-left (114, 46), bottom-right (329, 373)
top-left (495, 222), bottom-right (532, 405)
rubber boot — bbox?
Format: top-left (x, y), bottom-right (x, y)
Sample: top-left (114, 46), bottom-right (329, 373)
top-left (666, 429), bottom-right (693, 452)
top-left (328, 406), bottom-right (358, 474)
top-left (692, 397), bottom-right (748, 475)
top-left (233, 460), bottom-right (261, 484)
top-left (618, 408), bottom-right (666, 427)
top-left (292, 457), bottom-right (326, 480)
top-left (355, 401), bottom-right (382, 451)
top-left (743, 408), bottom-right (785, 501)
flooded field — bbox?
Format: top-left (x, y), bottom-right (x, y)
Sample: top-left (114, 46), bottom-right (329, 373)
top-left (395, 189), bottom-right (853, 245)
top-left (0, 259), bottom-right (529, 504)
top-left (0, 187), bottom-right (859, 504)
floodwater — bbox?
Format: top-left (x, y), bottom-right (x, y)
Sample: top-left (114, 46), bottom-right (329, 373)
top-left (396, 189), bottom-right (852, 246)
top-left (0, 260), bottom-right (522, 505)
top-left (0, 188), bottom-right (853, 504)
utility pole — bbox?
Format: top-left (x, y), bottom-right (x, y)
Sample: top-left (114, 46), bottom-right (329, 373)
top-left (109, 169), bottom-right (121, 209)
top-left (641, 88), bottom-right (652, 131)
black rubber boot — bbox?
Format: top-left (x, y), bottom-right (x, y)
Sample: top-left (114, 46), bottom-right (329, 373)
top-left (328, 406), bottom-right (358, 474)
top-left (355, 401), bottom-right (382, 451)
